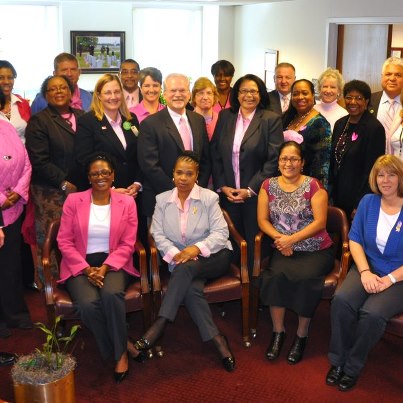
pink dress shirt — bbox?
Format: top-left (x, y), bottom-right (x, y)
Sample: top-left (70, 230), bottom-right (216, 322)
top-left (130, 101), bottom-right (165, 123)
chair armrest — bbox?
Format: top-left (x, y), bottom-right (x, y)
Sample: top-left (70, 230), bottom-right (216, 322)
top-left (135, 240), bottom-right (150, 295)
top-left (222, 209), bottom-right (249, 285)
top-left (337, 251), bottom-right (353, 288)
top-left (148, 232), bottom-right (161, 293)
top-left (253, 231), bottom-right (265, 280)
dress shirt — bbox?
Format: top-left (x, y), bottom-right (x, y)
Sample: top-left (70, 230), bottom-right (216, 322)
top-left (167, 107), bottom-right (194, 150)
top-left (104, 113), bottom-right (126, 149)
top-left (123, 88), bottom-right (140, 108)
top-left (232, 109), bottom-right (256, 189)
top-left (162, 185), bottom-right (210, 266)
top-left (377, 92), bottom-right (402, 133)
top-left (130, 101), bottom-right (165, 124)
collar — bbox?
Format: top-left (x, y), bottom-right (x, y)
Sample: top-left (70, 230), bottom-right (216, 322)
top-left (167, 183), bottom-right (201, 204)
top-left (123, 88), bottom-right (139, 99)
top-left (104, 112), bottom-right (122, 126)
top-left (167, 106), bottom-right (188, 124)
top-left (237, 108), bottom-right (256, 122)
top-left (381, 91), bottom-right (401, 105)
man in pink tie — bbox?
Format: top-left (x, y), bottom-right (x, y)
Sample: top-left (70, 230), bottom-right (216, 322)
top-left (138, 73), bottom-right (211, 219)
top-left (119, 59), bottom-right (142, 109)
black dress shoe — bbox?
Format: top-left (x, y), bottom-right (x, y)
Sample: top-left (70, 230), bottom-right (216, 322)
top-left (265, 331), bottom-right (286, 360)
top-left (0, 328), bottom-right (11, 339)
top-left (338, 374), bottom-right (358, 392)
top-left (114, 370), bottom-right (129, 384)
top-left (326, 366), bottom-right (344, 386)
top-left (219, 335), bottom-right (235, 372)
top-left (0, 352), bottom-right (17, 366)
top-left (287, 335), bottom-right (307, 364)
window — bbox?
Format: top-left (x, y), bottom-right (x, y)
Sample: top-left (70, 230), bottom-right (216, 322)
top-left (0, 5), bottom-right (60, 102)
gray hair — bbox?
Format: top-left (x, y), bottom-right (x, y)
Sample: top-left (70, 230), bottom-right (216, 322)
top-left (317, 67), bottom-right (344, 94)
top-left (381, 57), bottom-right (403, 74)
top-left (163, 73), bottom-right (190, 91)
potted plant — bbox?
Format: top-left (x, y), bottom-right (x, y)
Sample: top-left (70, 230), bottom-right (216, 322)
top-left (11, 316), bottom-right (79, 403)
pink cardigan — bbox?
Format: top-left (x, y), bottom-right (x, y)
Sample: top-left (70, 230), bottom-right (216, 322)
top-left (57, 189), bottom-right (139, 283)
top-left (0, 120), bottom-right (31, 226)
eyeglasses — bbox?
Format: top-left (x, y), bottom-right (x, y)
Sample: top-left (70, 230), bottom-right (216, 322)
top-left (88, 169), bottom-right (112, 179)
top-left (101, 90), bottom-right (122, 97)
top-left (238, 89), bottom-right (259, 96)
top-left (167, 89), bottom-right (188, 95)
top-left (120, 69), bottom-right (139, 75)
top-left (345, 95), bottom-right (365, 102)
top-left (46, 85), bottom-right (69, 94)
top-left (195, 90), bottom-right (214, 97)
top-left (279, 157), bottom-right (301, 164)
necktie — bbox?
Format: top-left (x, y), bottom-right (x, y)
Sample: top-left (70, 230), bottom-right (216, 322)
top-left (384, 100), bottom-right (396, 133)
top-left (179, 117), bottom-right (191, 150)
top-left (282, 96), bottom-right (289, 112)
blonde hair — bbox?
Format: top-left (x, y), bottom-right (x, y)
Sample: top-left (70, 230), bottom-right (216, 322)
top-left (91, 74), bottom-right (131, 121)
top-left (316, 67), bottom-right (344, 95)
top-left (368, 155), bottom-right (403, 197)
top-left (191, 77), bottom-right (218, 107)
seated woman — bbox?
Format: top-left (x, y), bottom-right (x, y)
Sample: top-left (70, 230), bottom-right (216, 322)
top-left (57, 153), bottom-right (139, 383)
top-left (326, 155), bottom-right (403, 392)
top-left (258, 141), bottom-right (334, 364)
top-left (130, 151), bottom-right (236, 372)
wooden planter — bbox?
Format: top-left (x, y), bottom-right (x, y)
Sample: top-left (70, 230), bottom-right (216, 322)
top-left (13, 370), bottom-right (75, 403)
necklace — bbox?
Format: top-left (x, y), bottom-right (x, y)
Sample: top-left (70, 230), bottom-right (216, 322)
top-left (218, 91), bottom-right (230, 109)
top-left (1, 103), bottom-right (11, 120)
top-left (334, 118), bottom-right (351, 167)
top-left (399, 126), bottom-right (403, 157)
top-left (91, 202), bottom-right (111, 222)
top-left (287, 108), bottom-right (313, 130)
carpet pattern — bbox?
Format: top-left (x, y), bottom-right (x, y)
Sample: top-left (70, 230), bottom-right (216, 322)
top-left (0, 290), bottom-right (402, 402)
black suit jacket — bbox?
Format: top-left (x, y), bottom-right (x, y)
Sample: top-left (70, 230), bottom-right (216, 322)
top-left (137, 108), bottom-right (211, 216)
top-left (369, 91), bottom-right (383, 117)
top-left (25, 106), bottom-right (85, 188)
top-left (267, 90), bottom-right (283, 116)
top-left (0, 210), bottom-right (3, 227)
top-left (75, 111), bottom-right (142, 190)
top-left (210, 108), bottom-right (284, 194)
top-left (330, 110), bottom-right (385, 218)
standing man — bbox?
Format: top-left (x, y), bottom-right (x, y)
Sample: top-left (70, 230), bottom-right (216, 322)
top-left (31, 53), bottom-right (92, 114)
top-left (119, 59), bottom-right (142, 109)
top-left (138, 73), bottom-right (210, 219)
top-left (267, 62), bottom-right (296, 115)
top-left (369, 57), bottom-right (403, 152)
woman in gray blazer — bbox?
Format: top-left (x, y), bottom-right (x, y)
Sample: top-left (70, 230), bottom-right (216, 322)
top-left (129, 151), bottom-right (236, 372)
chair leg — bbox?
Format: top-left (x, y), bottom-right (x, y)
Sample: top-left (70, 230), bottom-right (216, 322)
top-left (242, 284), bottom-right (251, 347)
top-left (250, 283), bottom-right (259, 339)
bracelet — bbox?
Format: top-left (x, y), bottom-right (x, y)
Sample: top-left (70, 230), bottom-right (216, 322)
top-left (359, 269), bottom-right (370, 276)
top-left (388, 273), bottom-right (397, 284)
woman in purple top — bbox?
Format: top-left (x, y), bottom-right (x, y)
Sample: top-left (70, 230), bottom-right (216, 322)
top-left (130, 67), bottom-right (164, 123)
top-left (258, 141), bottom-right (334, 365)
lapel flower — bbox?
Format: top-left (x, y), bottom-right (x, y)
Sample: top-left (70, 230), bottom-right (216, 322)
top-left (193, 207), bottom-right (198, 215)
top-left (122, 121), bottom-right (132, 130)
top-left (396, 221), bottom-right (402, 232)
top-left (131, 125), bottom-right (139, 136)
top-left (351, 132), bottom-right (358, 141)
top-left (299, 125), bottom-right (307, 132)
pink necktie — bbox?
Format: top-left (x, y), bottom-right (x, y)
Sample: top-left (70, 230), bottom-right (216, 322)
top-left (282, 96), bottom-right (289, 112)
top-left (179, 117), bottom-right (191, 150)
top-left (384, 100), bottom-right (396, 134)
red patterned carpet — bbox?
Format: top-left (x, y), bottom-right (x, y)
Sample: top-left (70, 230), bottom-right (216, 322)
top-left (1, 290), bottom-right (402, 402)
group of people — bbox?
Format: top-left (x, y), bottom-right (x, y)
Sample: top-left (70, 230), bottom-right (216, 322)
top-left (0, 52), bottom-right (402, 391)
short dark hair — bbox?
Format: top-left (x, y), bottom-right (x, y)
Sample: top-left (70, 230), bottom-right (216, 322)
top-left (282, 79), bottom-right (315, 128)
top-left (53, 53), bottom-right (78, 71)
top-left (175, 151), bottom-right (200, 172)
top-left (139, 67), bottom-right (162, 86)
top-left (86, 152), bottom-right (115, 174)
top-left (211, 60), bottom-right (235, 77)
top-left (343, 79), bottom-right (371, 101)
top-left (0, 60), bottom-right (17, 78)
top-left (40, 75), bottom-right (75, 98)
top-left (279, 141), bottom-right (305, 161)
top-left (230, 74), bottom-right (269, 112)
top-left (121, 59), bottom-right (140, 70)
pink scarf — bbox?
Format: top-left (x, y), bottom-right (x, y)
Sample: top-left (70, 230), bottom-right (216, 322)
top-left (70, 86), bottom-right (83, 110)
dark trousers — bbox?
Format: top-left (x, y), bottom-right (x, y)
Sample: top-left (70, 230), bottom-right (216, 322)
top-left (328, 265), bottom-right (403, 377)
top-left (159, 248), bottom-right (232, 342)
top-left (0, 216), bottom-right (31, 329)
top-left (220, 195), bottom-right (258, 277)
top-left (66, 269), bottom-right (131, 361)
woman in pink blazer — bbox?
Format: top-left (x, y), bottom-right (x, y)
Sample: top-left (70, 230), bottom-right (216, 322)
top-left (57, 153), bottom-right (139, 383)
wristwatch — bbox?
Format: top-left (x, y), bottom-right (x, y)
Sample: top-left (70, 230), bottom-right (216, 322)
top-left (61, 181), bottom-right (68, 191)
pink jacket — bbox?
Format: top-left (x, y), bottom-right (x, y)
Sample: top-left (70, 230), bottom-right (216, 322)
top-left (0, 120), bottom-right (31, 226)
top-left (57, 188), bottom-right (139, 283)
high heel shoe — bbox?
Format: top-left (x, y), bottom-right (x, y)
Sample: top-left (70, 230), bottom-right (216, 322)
top-left (128, 337), bottom-right (148, 363)
top-left (265, 331), bottom-right (286, 360)
top-left (133, 337), bottom-right (151, 351)
top-left (114, 369), bottom-right (129, 384)
top-left (287, 335), bottom-right (307, 364)
top-left (217, 335), bottom-right (235, 372)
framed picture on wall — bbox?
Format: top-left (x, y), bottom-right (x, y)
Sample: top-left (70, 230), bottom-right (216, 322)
top-left (70, 31), bottom-right (125, 73)
top-left (390, 48), bottom-right (403, 58)
top-left (264, 49), bottom-right (279, 91)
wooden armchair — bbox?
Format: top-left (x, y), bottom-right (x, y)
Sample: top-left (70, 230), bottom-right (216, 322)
top-left (150, 209), bottom-right (251, 351)
top-left (251, 206), bottom-right (350, 338)
top-left (42, 218), bottom-right (152, 332)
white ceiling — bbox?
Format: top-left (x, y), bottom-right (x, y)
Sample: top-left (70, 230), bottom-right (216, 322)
top-left (8, 0), bottom-right (289, 5)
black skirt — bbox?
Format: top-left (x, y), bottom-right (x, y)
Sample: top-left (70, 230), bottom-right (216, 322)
top-left (260, 247), bottom-right (334, 317)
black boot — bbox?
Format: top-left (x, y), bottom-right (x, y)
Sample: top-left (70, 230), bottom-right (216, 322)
top-left (287, 335), bottom-right (307, 364)
top-left (265, 331), bottom-right (286, 360)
